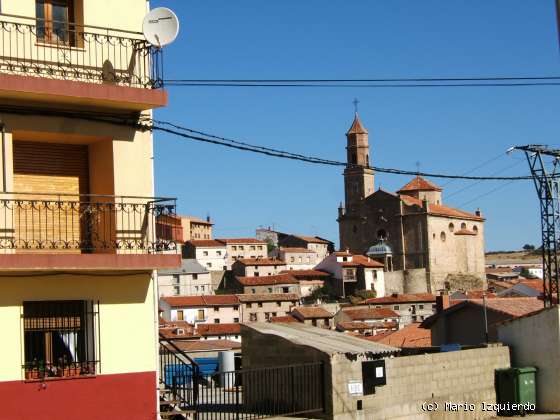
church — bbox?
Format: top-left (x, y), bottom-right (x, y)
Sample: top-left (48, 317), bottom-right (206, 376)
top-left (337, 114), bottom-right (486, 293)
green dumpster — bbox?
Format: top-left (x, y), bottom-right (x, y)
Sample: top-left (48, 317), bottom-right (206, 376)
top-left (495, 367), bottom-right (537, 416)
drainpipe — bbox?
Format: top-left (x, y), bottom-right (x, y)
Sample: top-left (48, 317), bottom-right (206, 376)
top-left (1, 120), bottom-right (6, 193)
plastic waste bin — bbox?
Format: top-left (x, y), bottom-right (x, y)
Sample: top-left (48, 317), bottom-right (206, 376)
top-left (495, 367), bottom-right (537, 416)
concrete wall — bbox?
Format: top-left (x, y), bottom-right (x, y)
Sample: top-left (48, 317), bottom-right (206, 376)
top-left (158, 272), bottom-right (213, 297)
top-left (498, 306), bottom-right (560, 412)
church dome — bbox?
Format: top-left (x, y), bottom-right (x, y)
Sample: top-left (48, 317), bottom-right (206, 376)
top-left (366, 240), bottom-right (392, 256)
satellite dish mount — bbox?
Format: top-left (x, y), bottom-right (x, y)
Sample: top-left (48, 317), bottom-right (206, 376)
top-left (142, 7), bottom-right (180, 48)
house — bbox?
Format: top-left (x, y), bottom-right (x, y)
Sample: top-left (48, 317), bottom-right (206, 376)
top-left (365, 323), bottom-right (431, 348)
top-left (274, 247), bottom-right (319, 270)
top-left (497, 279), bottom-right (543, 298)
top-left (279, 234), bottom-right (333, 261)
top-left (486, 268), bottom-right (521, 282)
top-left (157, 259), bottom-right (213, 296)
top-left (335, 307), bottom-right (400, 333)
top-left (237, 293), bottom-right (300, 322)
top-left (217, 238), bottom-right (268, 269)
top-left (179, 215), bottom-right (214, 241)
top-left (232, 257), bottom-right (287, 277)
top-left (183, 239), bottom-right (228, 271)
top-left (159, 295), bottom-right (241, 324)
top-left (0, 1), bottom-right (180, 418)
top-left (233, 273), bottom-right (300, 295)
top-left (420, 295), bottom-right (543, 345)
top-left (314, 250), bottom-right (385, 298)
top-left (197, 323), bottom-right (242, 342)
top-left (282, 269), bottom-right (330, 297)
top-left (291, 306), bottom-right (334, 329)
top-left (362, 293), bottom-right (436, 324)
top-left (159, 320), bottom-right (198, 340)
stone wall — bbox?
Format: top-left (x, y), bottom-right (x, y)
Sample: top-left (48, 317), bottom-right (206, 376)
top-left (384, 268), bottom-right (429, 296)
top-left (497, 306), bottom-right (560, 413)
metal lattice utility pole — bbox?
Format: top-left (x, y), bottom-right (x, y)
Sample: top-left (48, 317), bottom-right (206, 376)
top-left (514, 145), bottom-right (560, 307)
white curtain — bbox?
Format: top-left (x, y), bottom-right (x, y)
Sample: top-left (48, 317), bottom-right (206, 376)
top-left (60, 332), bottom-right (79, 362)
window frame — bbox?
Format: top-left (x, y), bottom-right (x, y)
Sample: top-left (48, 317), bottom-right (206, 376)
top-left (36, 0), bottom-right (77, 46)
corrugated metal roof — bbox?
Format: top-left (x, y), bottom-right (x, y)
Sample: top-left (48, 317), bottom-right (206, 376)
top-left (245, 322), bottom-right (399, 357)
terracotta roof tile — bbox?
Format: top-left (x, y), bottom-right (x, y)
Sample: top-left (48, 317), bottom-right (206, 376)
top-left (374, 323), bottom-right (431, 348)
top-left (291, 235), bottom-right (331, 244)
top-left (338, 321), bottom-right (398, 330)
top-left (400, 194), bottom-right (483, 221)
top-left (237, 293), bottom-right (299, 303)
top-left (347, 113), bottom-right (368, 135)
top-left (160, 295), bottom-right (239, 308)
top-left (343, 307), bottom-right (399, 320)
top-left (365, 293), bottom-right (436, 304)
top-left (197, 323), bottom-right (241, 336)
top-left (203, 295), bottom-right (240, 305)
top-left (291, 306), bottom-right (334, 320)
top-left (217, 238), bottom-right (267, 245)
top-left (280, 269), bottom-right (330, 278)
top-left (397, 176), bottom-right (442, 193)
top-left (279, 247), bottom-right (316, 254)
top-left (270, 315), bottom-right (299, 323)
top-left (235, 258), bottom-right (285, 266)
top-left (187, 240), bottom-right (225, 247)
top-left (236, 274), bottom-right (299, 286)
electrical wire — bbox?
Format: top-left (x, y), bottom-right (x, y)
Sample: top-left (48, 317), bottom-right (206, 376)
top-left (441, 152), bottom-right (509, 187)
top-left (457, 180), bottom-right (517, 208)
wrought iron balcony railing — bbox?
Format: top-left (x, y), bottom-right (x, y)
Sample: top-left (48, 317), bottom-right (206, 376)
top-left (0, 14), bottom-right (162, 88)
top-left (0, 192), bottom-right (179, 254)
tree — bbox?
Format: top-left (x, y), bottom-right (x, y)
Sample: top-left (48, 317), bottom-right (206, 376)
top-left (522, 244), bottom-right (536, 251)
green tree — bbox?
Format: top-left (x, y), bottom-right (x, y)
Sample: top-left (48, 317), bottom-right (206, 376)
top-left (522, 244), bottom-right (535, 251)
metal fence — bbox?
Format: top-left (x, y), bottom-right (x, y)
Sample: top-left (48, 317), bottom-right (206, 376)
top-left (0, 14), bottom-right (163, 88)
top-left (0, 192), bottom-right (178, 254)
top-left (159, 338), bottom-right (325, 419)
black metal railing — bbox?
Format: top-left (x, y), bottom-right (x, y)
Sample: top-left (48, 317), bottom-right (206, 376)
top-left (0, 192), bottom-right (178, 254)
top-left (159, 336), bottom-right (325, 419)
top-left (0, 14), bottom-right (163, 88)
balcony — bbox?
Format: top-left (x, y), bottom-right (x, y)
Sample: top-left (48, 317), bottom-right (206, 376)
top-left (0, 192), bottom-right (180, 270)
top-left (0, 14), bottom-right (167, 111)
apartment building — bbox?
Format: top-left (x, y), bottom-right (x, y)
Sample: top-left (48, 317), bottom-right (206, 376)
top-left (158, 259), bottom-right (213, 297)
top-left (183, 239), bottom-right (228, 271)
top-left (0, 1), bottom-right (180, 419)
top-left (231, 257), bottom-right (287, 277)
top-left (218, 238), bottom-right (267, 269)
top-left (275, 247), bottom-right (319, 270)
top-left (179, 215), bottom-right (213, 241)
top-left (159, 295), bottom-right (241, 325)
top-left (362, 293), bottom-right (437, 324)
top-left (237, 293), bottom-right (300, 322)
top-left (233, 273), bottom-right (301, 295)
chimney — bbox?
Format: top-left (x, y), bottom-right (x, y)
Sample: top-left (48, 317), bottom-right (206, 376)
top-left (206, 214), bottom-right (211, 223)
top-left (436, 292), bottom-right (450, 313)
top-left (475, 208), bottom-right (482, 217)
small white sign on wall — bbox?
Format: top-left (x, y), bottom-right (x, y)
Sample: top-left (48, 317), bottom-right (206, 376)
top-left (348, 380), bottom-right (363, 396)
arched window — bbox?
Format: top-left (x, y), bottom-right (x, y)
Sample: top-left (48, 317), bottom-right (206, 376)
top-left (461, 222), bottom-right (467, 230)
top-left (366, 154), bottom-right (369, 166)
top-left (440, 232), bottom-right (446, 242)
top-left (377, 229), bottom-right (387, 240)
top-left (352, 153), bottom-right (357, 164)
top-left (448, 223), bottom-right (455, 232)
top-left (473, 225), bottom-right (479, 233)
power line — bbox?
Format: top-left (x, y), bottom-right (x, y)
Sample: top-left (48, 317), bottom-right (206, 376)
top-left (441, 152), bottom-right (509, 188)
top-left (457, 180), bottom-right (517, 208)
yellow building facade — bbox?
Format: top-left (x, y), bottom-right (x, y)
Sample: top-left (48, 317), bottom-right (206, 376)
top-left (0, 1), bottom-right (179, 419)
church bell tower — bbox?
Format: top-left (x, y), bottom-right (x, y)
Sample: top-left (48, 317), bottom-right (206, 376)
top-left (343, 113), bottom-right (375, 213)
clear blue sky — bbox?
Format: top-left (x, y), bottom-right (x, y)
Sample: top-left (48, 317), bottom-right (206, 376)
top-left (151, 0), bottom-right (559, 251)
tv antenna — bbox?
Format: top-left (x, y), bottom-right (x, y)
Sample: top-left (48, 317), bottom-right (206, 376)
top-left (143, 7), bottom-right (180, 48)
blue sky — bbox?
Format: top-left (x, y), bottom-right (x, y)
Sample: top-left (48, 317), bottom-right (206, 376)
top-left (151, 0), bottom-right (559, 251)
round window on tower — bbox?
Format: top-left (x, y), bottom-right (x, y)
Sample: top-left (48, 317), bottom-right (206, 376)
top-left (440, 232), bottom-right (446, 242)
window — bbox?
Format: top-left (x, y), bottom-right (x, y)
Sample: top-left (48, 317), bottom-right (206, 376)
top-left (271, 312), bottom-right (277, 317)
top-left (193, 274), bottom-right (198, 280)
top-left (233, 317), bottom-right (239, 323)
top-left (258, 302), bottom-right (263, 308)
top-left (23, 300), bottom-right (97, 379)
top-left (377, 229), bottom-right (387, 240)
top-left (232, 246), bottom-right (237, 251)
top-left (393, 305), bottom-right (399, 310)
top-left (448, 223), bottom-right (455, 232)
top-left (251, 288), bottom-right (256, 294)
top-left (36, 0), bottom-right (78, 46)
top-left (312, 319), bottom-right (317, 327)
top-left (251, 255), bottom-right (256, 259)
top-left (206, 262), bottom-right (212, 268)
top-left (177, 310), bottom-right (184, 321)
top-left (290, 257), bottom-right (295, 263)
top-left (461, 222), bottom-right (467, 230)
top-left (250, 245), bottom-right (256, 251)
top-left (419, 304), bottom-right (424, 310)
top-left (223, 266), bottom-right (227, 270)
top-left (216, 251), bottom-right (222, 256)
top-left (258, 246), bottom-right (263, 250)
top-left (246, 303), bottom-right (252, 309)
top-left (233, 305), bottom-right (239, 311)
top-left (239, 246), bottom-right (244, 251)
top-left (264, 312), bottom-right (271, 321)
top-left (173, 275), bottom-right (180, 284)
top-left (213, 307), bottom-right (219, 312)
top-left (268, 287), bottom-right (273, 293)
top-left (249, 313), bottom-right (257, 322)
top-left (282, 287), bottom-right (289, 293)
top-left (254, 272), bottom-right (259, 277)
top-left (196, 310), bottom-right (204, 321)
top-left (200, 286), bottom-right (205, 292)
top-left (440, 232), bottom-right (446, 242)
top-left (473, 225), bottom-right (479, 233)
top-left (277, 302), bottom-right (282, 307)
top-left (173, 286), bottom-right (180, 296)
top-left (203, 251), bottom-right (209, 256)
top-left (214, 319), bottom-right (220, 324)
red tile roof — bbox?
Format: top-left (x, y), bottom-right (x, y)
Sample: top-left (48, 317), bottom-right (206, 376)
top-left (161, 295), bottom-right (239, 307)
top-left (365, 293), bottom-right (436, 304)
top-left (338, 321), bottom-right (398, 330)
top-left (397, 176), bottom-right (442, 193)
top-left (372, 323), bottom-right (431, 348)
top-left (291, 306), bottom-right (333, 320)
top-left (197, 323), bottom-right (241, 336)
top-left (279, 247), bottom-right (316, 254)
top-left (343, 307), bottom-right (399, 321)
top-left (187, 239), bottom-right (225, 247)
top-left (347, 114), bottom-right (368, 135)
top-left (339, 254), bottom-right (384, 268)
top-left (217, 238), bottom-right (267, 245)
top-left (236, 274), bottom-right (299, 286)
top-left (291, 235), bottom-right (331, 244)
top-left (270, 315), bottom-right (299, 323)
top-left (236, 258), bottom-right (285, 266)
top-left (173, 340), bottom-right (241, 353)
top-left (400, 194), bottom-right (483, 221)
top-left (280, 269), bottom-right (330, 278)
top-left (237, 293), bottom-right (299, 303)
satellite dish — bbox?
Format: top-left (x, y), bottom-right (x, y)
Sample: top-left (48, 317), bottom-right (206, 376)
top-left (143, 7), bottom-right (180, 48)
